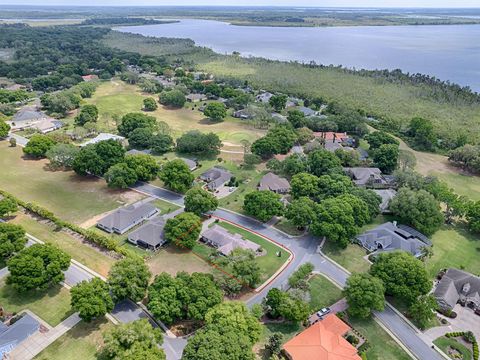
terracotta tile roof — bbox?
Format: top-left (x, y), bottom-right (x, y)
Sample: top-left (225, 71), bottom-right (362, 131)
top-left (313, 132), bottom-right (349, 141)
top-left (283, 315), bottom-right (361, 360)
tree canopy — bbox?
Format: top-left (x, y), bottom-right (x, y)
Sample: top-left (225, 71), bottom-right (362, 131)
top-left (159, 159), bottom-right (195, 193)
top-left (71, 278), bottom-right (114, 322)
top-left (285, 197), bottom-right (316, 229)
top-left (243, 190), bottom-right (284, 222)
top-left (159, 89), bottom-right (186, 108)
top-left (176, 130), bottom-right (222, 155)
top-left (344, 273), bottom-right (385, 318)
top-left (307, 149), bottom-right (342, 176)
top-left (75, 104), bottom-right (98, 126)
top-left (164, 212), bottom-right (201, 249)
top-left (46, 143), bottom-right (80, 170)
top-left (108, 257), bottom-right (151, 302)
top-left (372, 144), bottom-right (399, 174)
top-left (0, 223), bottom-right (26, 260)
top-left (0, 197), bottom-right (18, 218)
top-left (105, 163), bottom-right (138, 189)
top-left (124, 154), bottom-right (160, 182)
top-left (184, 187), bottom-right (218, 215)
top-left (118, 112), bottom-right (157, 137)
top-left (204, 102), bottom-right (227, 121)
top-left (23, 134), bottom-right (56, 158)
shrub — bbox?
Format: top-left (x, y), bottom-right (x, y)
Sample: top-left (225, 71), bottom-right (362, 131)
top-left (288, 263), bottom-right (314, 288)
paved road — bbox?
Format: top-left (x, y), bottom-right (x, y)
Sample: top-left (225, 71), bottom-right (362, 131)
top-left (134, 182), bottom-right (445, 360)
top-left (7, 133), bottom-right (28, 147)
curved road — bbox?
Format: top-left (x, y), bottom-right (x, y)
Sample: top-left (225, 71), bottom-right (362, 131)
top-left (133, 182), bottom-right (444, 360)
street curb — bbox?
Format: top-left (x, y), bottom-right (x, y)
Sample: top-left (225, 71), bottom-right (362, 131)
top-left (385, 301), bottom-right (420, 333)
top-left (317, 249), bottom-right (352, 276)
top-left (71, 259), bottom-right (106, 281)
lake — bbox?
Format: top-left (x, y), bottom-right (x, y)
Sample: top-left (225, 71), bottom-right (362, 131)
top-left (117, 19), bottom-right (480, 91)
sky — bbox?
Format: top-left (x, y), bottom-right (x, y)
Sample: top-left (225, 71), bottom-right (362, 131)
top-left (2, 0), bottom-right (480, 8)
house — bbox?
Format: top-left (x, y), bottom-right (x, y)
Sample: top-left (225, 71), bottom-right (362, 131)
top-left (128, 216), bottom-right (167, 251)
top-left (181, 158), bottom-right (197, 171)
top-left (80, 133), bottom-right (126, 147)
top-left (81, 74), bottom-right (99, 82)
top-left (255, 91), bottom-right (273, 103)
top-left (233, 109), bottom-right (254, 120)
top-left (201, 224), bottom-right (260, 256)
top-left (373, 189), bottom-right (397, 213)
top-left (126, 149), bottom-right (152, 156)
top-left (356, 221), bottom-right (431, 258)
top-left (313, 132), bottom-right (350, 142)
top-left (186, 93), bottom-right (207, 103)
top-left (271, 112), bottom-right (288, 124)
top-left (343, 167), bottom-right (389, 188)
top-left (283, 314), bottom-right (361, 360)
top-left (434, 269), bottom-right (480, 311)
top-left (200, 167), bottom-right (233, 191)
top-left (32, 118), bottom-right (64, 134)
top-left (297, 106), bottom-right (317, 117)
top-left (10, 108), bottom-right (47, 124)
top-left (258, 173), bottom-right (290, 194)
top-left (0, 313), bottom-right (40, 357)
top-left (155, 76), bottom-right (175, 88)
top-left (97, 201), bottom-right (158, 234)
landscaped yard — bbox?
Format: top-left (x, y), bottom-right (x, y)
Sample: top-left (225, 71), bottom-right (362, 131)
top-left (146, 244), bottom-right (212, 276)
top-left (433, 336), bottom-right (472, 360)
top-left (10, 212), bottom-right (116, 277)
top-left (0, 141), bottom-right (143, 224)
top-left (255, 322), bottom-right (303, 359)
top-left (308, 274), bottom-right (343, 312)
top-left (322, 240), bottom-right (371, 274)
top-left (34, 318), bottom-right (114, 360)
top-left (0, 280), bottom-right (72, 327)
top-left (151, 199), bottom-right (181, 215)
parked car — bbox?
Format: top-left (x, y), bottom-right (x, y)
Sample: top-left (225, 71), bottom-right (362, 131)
top-left (317, 307), bottom-right (331, 317)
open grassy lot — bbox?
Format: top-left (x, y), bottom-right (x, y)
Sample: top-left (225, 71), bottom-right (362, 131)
top-left (34, 318), bottom-right (114, 360)
top-left (322, 240), bottom-right (371, 274)
top-left (0, 280), bottom-right (72, 327)
top-left (146, 244), bottom-right (212, 276)
top-left (433, 336), bottom-right (472, 360)
top-left (151, 199), bottom-right (181, 215)
top-left (0, 141), bottom-right (143, 224)
top-left (11, 213), bottom-right (116, 277)
top-left (308, 274), bottom-right (343, 312)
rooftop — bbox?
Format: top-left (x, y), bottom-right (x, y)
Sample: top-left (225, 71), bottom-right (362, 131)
top-left (434, 268), bottom-right (480, 310)
top-left (200, 167), bottom-right (232, 190)
top-left (128, 216), bottom-right (166, 249)
top-left (202, 224), bottom-right (260, 256)
top-left (0, 313), bottom-right (40, 357)
top-left (80, 133), bottom-right (125, 147)
top-left (97, 201), bottom-right (157, 233)
top-left (258, 172), bottom-right (290, 192)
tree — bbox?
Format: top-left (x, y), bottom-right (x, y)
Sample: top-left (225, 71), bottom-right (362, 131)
top-left (264, 288), bottom-right (309, 322)
top-left (350, 187), bottom-right (382, 221)
top-left (164, 212), bottom-right (201, 249)
top-left (282, 154), bottom-right (308, 176)
top-left (317, 173), bottom-right (353, 200)
top-left (71, 278), bottom-right (113, 322)
top-left (127, 127), bottom-right (153, 150)
top-left (0, 197), bottom-right (18, 218)
top-left (143, 97), bottom-right (158, 111)
top-left (46, 143), bottom-right (80, 170)
top-left (285, 197), bottom-right (316, 229)
top-left (9, 137), bottom-right (16, 147)
top-left (108, 257), bottom-right (151, 302)
top-left (0, 223), bottom-right (26, 259)
top-left (72, 144), bottom-right (104, 176)
top-left (23, 134), bottom-right (55, 158)
top-left (290, 173), bottom-right (319, 199)
top-left (105, 163), bottom-right (138, 189)
top-left (334, 148), bottom-right (360, 167)
top-left (408, 295), bottom-right (437, 329)
top-left (75, 104), bottom-right (98, 125)
top-left (337, 194), bottom-right (370, 227)
top-left (159, 159), bottom-right (195, 193)
top-left (227, 248), bottom-right (261, 288)
top-left (7, 244), bottom-right (70, 292)
top-left (100, 319), bottom-right (165, 360)
top-left (389, 188), bottom-right (444, 236)
top-left (176, 131), bottom-right (222, 155)
top-left (370, 252), bottom-right (432, 304)
top-left (243, 153), bottom-right (261, 168)
top-left (94, 139), bottom-right (126, 173)
top-left (150, 133), bottom-right (174, 154)
top-left (269, 94), bottom-right (288, 112)
top-left (265, 288), bottom-right (287, 318)
top-left (372, 144), bottom-right (399, 174)
top-left (204, 102), bottom-right (227, 122)
top-left (184, 187), bottom-right (218, 215)
top-left (398, 150), bottom-right (417, 171)
top-left (265, 333), bottom-right (283, 356)
top-left (159, 89), bottom-right (186, 108)
top-left (308, 149), bottom-right (342, 176)
top-left (287, 109), bottom-right (306, 128)
top-left (365, 131), bottom-right (399, 150)
top-left (251, 136), bottom-right (277, 159)
top-left (466, 201), bottom-right (480, 233)
top-left (118, 113), bottom-right (157, 137)
top-left (243, 190), bottom-right (284, 222)
top-left (409, 117), bottom-right (437, 150)
top-left (311, 197), bottom-right (358, 248)
top-left (295, 127), bottom-right (314, 145)
top-left (124, 154), bottom-right (160, 182)
top-left (0, 121), bottom-right (10, 138)
top-left (344, 273), bottom-right (385, 318)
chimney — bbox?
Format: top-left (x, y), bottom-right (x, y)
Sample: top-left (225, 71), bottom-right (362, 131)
top-left (393, 221), bottom-right (397, 227)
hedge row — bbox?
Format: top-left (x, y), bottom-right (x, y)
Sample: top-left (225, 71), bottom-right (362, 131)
top-left (0, 189), bottom-right (131, 257)
top-left (288, 262), bottom-right (314, 288)
top-left (445, 331), bottom-right (478, 360)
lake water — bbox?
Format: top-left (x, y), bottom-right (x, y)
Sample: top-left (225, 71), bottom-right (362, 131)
top-left (117, 19), bottom-right (480, 91)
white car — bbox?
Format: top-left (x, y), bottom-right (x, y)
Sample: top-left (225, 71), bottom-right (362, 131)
top-left (317, 307), bottom-right (331, 317)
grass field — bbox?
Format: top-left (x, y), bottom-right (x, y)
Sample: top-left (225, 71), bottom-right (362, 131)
top-left (10, 213), bottom-right (116, 277)
top-left (34, 318), bottom-right (114, 360)
top-left (322, 240), bottom-right (371, 274)
top-left (0, 280), bottom-right (72, 327)
top-left (308, 274), bottom-right (343, 311)
top-left (151, 199), bottom-right (181, 215)
top-left (146, 244), bottom-right (212, 276)
top-left (0, 141), bottom-right (143, 224)
top-left (433, 336), bottom-right (472, 360)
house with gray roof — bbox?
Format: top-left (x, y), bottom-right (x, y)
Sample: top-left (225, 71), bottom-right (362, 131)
top-left (434, 268), bottom-right (480, 311)
top-left (373, 189), bottom-right (397, 214)
top-left (181, 158), bottom-right (197, 171)
top-left (127, 216), bottom-right (166, 251)
top-left (186, 93), bottom-right (207, 103)
top-left (343, 167), bottom-right (389, 188)
top-left (201, 224), bottom-right (261, 256)
top-left (126, 149), bottom-right (152, 156)
top-left (233, 109), bottom-right (254, 120)
top-left (0, 313), bottom-right (40, 357)
top-left (356, 221), bottom-right (431, 258)
top-left (200, 167), bottom-right (232, 191)
top-left (11, 108), bottom-right (47, 124)
top-left (81, 133), bottom-right (126, 147)
top-left (255, 91), bottom-right (273, 103)
top-left (97, 201), bottom-right (158, 234)
top-left (258, 173), bottom-right (290, 194)
top-left (297, 106), bottom-right (317, 117)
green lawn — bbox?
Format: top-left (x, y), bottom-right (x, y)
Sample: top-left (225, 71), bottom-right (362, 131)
top-left (322, 240), bottom-right (371, 274)
top-left (151, 199), bottom-right (181, 215)
top-left (308, 274), bottom-right (343, 312)
top-left (274, 219), bottom-right (305, 236)
top-left (0, 141), bottom-right (143, 224)
top-left (11, 213), bottom-right (116, 277)
top-left (34, 318), bottom-right (114, 360)
top-left (256, 322), bottom-right (303, 359)
top-left (426, 224), bottom-right (480, 278)
top-left (0, 280), bottom-right (72, 326)
top-left (432, 172), bottom-right (480, 202)
top-left (433, 336), bottom-right (472, 360)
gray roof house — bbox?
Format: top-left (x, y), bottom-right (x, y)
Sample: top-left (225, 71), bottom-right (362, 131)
top-left (81, 133), bottom-right (126, 147)
top-left (128, 216), bottom-right (166, 251)
top-left (343, 167), bottom-right (388, 188)
top-left (258, 173), bottom-right (291, 194)
top-left (373, 189), bottom-right (397, 213)
top-left (126, 149), bottom-right (152, 156)
top-left (97, 201), bottom-right (158, 234)
top-left (233, 109), bottom-right (254, 120)
top-left (434, 268), bottom-right (480, 311)
top-left (0, 313), bottom-right (40, 357)
top-left (11, 108), bottom-right (47, 123)
top-left (181, 158), bottom-right (197, 171)
top-left (255, 92), bottom-right (273, 103)
top-left (356, 222), bottom-right (431, 258)
top-left (297, 106), bottom-right (317, 117)
top-left (201, 224), bottom-right (261, 256)
top-left (200, 167), bottom-right (233, 191)
top-left (186, 93), bottom-right (207, 103)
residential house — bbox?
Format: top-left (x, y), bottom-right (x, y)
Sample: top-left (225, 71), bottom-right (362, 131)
top-left (434, 268), bottom-right (480, 311)
top-left (271, 112), bottom-right (288, 124)
top-left (82, 74), bottom-right (99, 82)
top-left (200, 167), bottom-right (233, 191)
top-left (126, 149), bottom-right (152, 156)
top-left (283, 314), bottom-right (361, 360)
top-left (233, 109), bottom-right (254, 120)
top-left (258, 173), bottom-right (290, 194)
top-left (313, 132), bottom-right (350, 142)
top-left (343, 167), bottom-right (389, 188)
top-left (155, 76), bottom-right (175, 88)
top-left (80, 133), bottom-right (126, 147)
top-left (297, 106), bottom-right (317, 117)
top-left (33, 118), bottom-right (64, 134)
top-left (356, 221), bottom-right (431, 258)
top-left (373, 189), bottom-right (397, 213)
top-left (8, 107), bottom-right (63, 134)
top-left (0, 313), bottom-right (40, 357)
top-left (97, 201), bottom-right (158, 234)
top-left (181, 158), bottom-right (197, 171)
top-left (201, 224), bottom-right (260, 256)
top-left (127, 216), bottom-right (167, 251)
top-left (186, 93), bottom-right (207, 103)
top-left (255, 91), bottom-right (273, 103)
